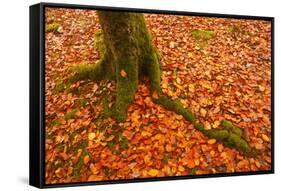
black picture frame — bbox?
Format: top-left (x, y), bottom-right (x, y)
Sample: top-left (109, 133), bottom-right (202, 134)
top-left (30, 2), bottom-right (274, 188)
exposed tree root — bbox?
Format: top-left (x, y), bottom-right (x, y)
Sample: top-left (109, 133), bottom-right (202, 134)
top-left (150, 89), bottom-right (254, 155)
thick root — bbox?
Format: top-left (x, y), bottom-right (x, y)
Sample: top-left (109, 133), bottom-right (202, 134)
top-left (68, 61), bottom-right (105, 83)
top-left (194, 122), bottom-right (254, 155)
top-left (153, 94), bottom-right (195, 122)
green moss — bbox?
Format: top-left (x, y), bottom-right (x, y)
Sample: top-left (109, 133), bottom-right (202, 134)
top-left (65, 109), bottom-right (79, 121)
top-left (194, 123), bottom-right (205, 131)
top-left (204, 129), bottom-right (229, 140)
top-left (49, 119), bottom-right (61, 127)
top-left (72, 141), bottom-right (89, 178)
top-left (227, 133), bottom-right (251, 153)
top-left (221, 120), bottom-right (233, 129)
top-left (147, 51), bottom-right (162, 92)
top-left (55, 142), bottom-right (64, 151)
top-left (54, 79), bottom-right (80, 95)
top-left (199, 123), bottom-right (252, 154)
top-left (68, 63), bottom-right (104, 83)
top-left (46, 23), bottom-right (60, 33)
top-left (75, 97), bottom-right (90, 108)
top-left (54, 82), bottom-right (65, 93)
top-left (190, 29), bottom-right (215, 40)
top-left (94, 30), bottom-right (106, 53)
top-left (227, 26), bottom-right (240, 32)
top-left (221, 120), bottom-right (243, 137)
top-left (162, 153), bottom-right (171, 164)
top-left (189, 167), bottom-right (197, 175)
top-left (120, 136), bottom-right (129, 149)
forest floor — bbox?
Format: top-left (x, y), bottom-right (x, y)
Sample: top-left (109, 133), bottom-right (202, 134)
top-left (45, 8), bottom-right (272, 184)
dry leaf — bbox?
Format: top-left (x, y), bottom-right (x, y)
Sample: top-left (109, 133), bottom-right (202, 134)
top-left (88, 132), bottom-right (96, 141)
top-left (148, 169), bottom-right (159, 176)
top-left (208, 139), bottom-right (216, 144)
top-left (120, 69), bottom-right (127, 77)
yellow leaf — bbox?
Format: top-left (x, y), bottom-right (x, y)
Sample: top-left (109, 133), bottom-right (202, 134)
top-left (255, 161), bottom-right (261, 168)
top-left (216, 75), bottom-right (224, 81)
top-left (141, 131), bottom-right (152, 137)
top-left (176, 77), bottom-right (181, 84)
top-left (218, 144), bottom-right (224, 152)
top-left (212, 120), bottom-right (220, 128)
top-left (189, 84), bottom-right (195, 93)
top-left (88, 175), bottom-right (103, 181)
top-left (257, 85), bottom-right (265, 92)
top-left (120, 69), bottom-right (127, 77)
top-left (208, 139), bottom-right (216, 144)
top-left (178, 165), bottom-right (185, 172)
top-left (88, 132), bottom-right (96, 141)
top-left (194, 158), bottom-right (200, 166)
top-left (261, 134), bottom-right (269, 142)
top-left (148, 169), bottom-right (159, 176)
top-left (175, 115), bottom-right (183, 120)
top-left (200, 108), bottom-right (207, 117)
top-left (205, 122), bottom-right (211, 130)
top-left (174, 82), bottom-right (184, 90)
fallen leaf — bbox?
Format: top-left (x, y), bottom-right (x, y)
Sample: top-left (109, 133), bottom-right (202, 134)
top-left (84, 155), bottom-right (90, 165)
top-left (208, 139), bottom-right (216, 144)
top-left (187, 160), bottom-right (196, 168)
top-left (148, 169), bottom-right (159, 176)
top-left (88, 132), bottom-right (96, 141)
top-left (189, 84), bottom-right (195, 93)
top-left (178, 165), bottom-right (185, 172)
top-left (120, 69), bottom-right (127, 77)
top-left (200, 108), bottom-right (207, 117)
top-left (261, 134), bottom-right (269, 142)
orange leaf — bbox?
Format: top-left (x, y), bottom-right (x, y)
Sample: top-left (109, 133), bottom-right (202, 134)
top-left (187, 160), bottom-right (195, 168)
top-left (84, 155), bottom-right (90, 165)
top-left (120, 69), bottom-right (127, 77)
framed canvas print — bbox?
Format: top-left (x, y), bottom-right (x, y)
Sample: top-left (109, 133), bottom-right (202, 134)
top-left (29, 2), bottom-right (274, 188)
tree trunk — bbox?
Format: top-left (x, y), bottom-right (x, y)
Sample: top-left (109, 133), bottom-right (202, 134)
top-left (97, 11), bottom-right (161, 121)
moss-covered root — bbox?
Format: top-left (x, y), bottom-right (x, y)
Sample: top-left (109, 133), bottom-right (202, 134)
top-left (151, 90), bottom-right (253, 155)
top-left (194, 122), bottom-right (255, 155)
top-left (220, 119), bottom-right (243, 137)
top-left (153, 94), bottom-right (196, 122)
top-left (68, 61), bottom-right (106, 83)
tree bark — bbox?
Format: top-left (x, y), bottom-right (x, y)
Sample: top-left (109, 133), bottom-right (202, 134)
top-left (97, 11), bottom-right (161, 121)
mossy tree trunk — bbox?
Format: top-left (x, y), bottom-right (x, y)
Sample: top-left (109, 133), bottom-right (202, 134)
top-left (97, 11), bottom-right (161, 122)
top-left (69, 11), bottom-right (254, 155)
